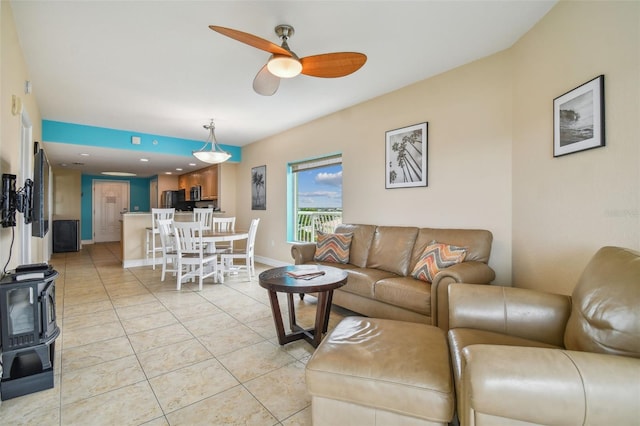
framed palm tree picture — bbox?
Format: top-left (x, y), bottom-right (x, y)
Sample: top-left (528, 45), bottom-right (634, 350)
top-left (251, 165), bottom-right (266, 210)
top-left (385, 122), bottom-right (428, 188)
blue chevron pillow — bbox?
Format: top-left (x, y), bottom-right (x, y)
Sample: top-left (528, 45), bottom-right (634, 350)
top-left (411, 241), bottom-right (467, 282)
top-left (314, 232), bottom-right (353, 264)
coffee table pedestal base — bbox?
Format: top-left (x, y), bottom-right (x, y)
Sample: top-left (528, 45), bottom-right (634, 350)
top-left (266, 290), bottom-right (334, 348)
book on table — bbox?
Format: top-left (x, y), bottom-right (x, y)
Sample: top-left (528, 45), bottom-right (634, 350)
top-left (286, 266), bottom-right (326, 279)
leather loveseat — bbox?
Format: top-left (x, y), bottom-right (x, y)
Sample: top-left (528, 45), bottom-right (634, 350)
top-left (447, 246), bottom-right (640, 425)
top-left (291, 224), bottom-right (495, 329)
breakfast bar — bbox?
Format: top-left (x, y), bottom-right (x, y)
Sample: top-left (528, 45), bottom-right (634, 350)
top-left (120, 211), bottom-right (228, 268)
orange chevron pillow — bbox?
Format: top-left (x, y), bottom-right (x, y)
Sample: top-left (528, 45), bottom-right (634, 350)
top-left (412, 241), bottom-right (467, 283)
top-left (314, 232), bottom-right (353, 264)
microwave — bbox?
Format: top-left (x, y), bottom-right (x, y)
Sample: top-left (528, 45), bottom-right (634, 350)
top-left (190, 185), bottom-right (201, 201)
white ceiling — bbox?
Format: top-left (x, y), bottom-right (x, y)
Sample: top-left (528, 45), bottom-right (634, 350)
top-left (11, 0), bottom-right (556, 177)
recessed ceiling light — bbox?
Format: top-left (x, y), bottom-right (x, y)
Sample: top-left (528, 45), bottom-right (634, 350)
top-left (79, 153), bottom-right (90, 157)
top-left (175, 168), bottom-right (183, 171)
top-left (140, 158), bottom-right (149, 162)
top-left (60, 163), bottom-right (68, 167)
top-left (101, 171), bottom-right (136, 177)
top-left (189, 163), bottom-right (197, 166)
top-left (164, 172), bottom-right (172, 175)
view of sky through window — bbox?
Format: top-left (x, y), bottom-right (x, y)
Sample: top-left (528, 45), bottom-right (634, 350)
top-left (297, 164), bottom-right (342, 209)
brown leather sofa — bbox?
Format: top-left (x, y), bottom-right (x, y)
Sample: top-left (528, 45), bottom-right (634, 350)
top-left (447, 246), bottom-right (640, 425)
top-left (291, 224), bottom-right (495, 329)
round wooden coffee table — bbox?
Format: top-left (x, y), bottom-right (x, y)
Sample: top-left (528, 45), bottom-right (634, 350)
top-left (259, 265), bottom-right (348, 348)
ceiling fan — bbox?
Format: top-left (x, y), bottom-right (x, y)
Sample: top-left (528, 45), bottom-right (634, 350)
top-left (209, 24), bottom-right (367, 96)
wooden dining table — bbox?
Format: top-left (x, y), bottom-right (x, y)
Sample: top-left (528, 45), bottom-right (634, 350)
top-left (200, 229), bottom-right (248, 282)
top-left (200, 229), bottom-right (248, 243)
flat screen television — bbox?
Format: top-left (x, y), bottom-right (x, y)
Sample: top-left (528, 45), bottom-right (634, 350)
top-left (32, 149), bottom-right (50, 238)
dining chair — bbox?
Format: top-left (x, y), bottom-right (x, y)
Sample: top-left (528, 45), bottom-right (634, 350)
top-left (221, 218), bottom-right (260, 281)
top-left (212, 216), bottom-right (236, 253)
top-left (145, 208), bottom-right (175, 269)
top-left (172, 221), bottom-right (218, 291)
top-left (156, 218), bottom-right (178, 282)
top-left (193, 208), bottom-right (214, 231)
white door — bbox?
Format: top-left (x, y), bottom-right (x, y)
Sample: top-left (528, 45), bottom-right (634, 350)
top-left (93, 181), bottom-right (129, 242)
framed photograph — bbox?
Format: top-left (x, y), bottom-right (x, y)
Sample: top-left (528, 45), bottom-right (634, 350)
top-left (385, 122), bottom-right (428, 188)
top-left (251, 165), bottom-right (266, 210)
top-left (553, 75), bottom-right (605, 157)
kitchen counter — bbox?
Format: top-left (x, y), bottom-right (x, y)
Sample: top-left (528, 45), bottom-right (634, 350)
top-left (120, 211), bottom-right (227, 268)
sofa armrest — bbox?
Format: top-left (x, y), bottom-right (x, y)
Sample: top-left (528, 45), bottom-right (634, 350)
top-left (291, 243), bottom-right (317, 265)
top-left (462, 345), bottom-right (640, 426)
top-left (448, 284), bottom-right (571, 346)
top-left (431, 261), bottom-right (495, 330)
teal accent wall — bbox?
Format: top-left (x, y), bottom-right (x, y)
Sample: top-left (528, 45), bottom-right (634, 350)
top-left (81, 175), bottom-right (152, 240)
top-left (43, 120), bottom-right (242, 162)
top-left (45, 119), bottom-right (242, 241)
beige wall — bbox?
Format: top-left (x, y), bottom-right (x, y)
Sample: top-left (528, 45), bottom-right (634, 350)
top-left (157, 174), bottom-right (179, 198)
top-left (3, 1), bottom-right (638, 294)
top-left (512, 1), bottom-right (639, 293)
top-left (52, 168), bottom-right (81, 219)
top-left (218, 162), bottom-right (237, 216)
top-left (239, 0), bottom-right (639, 293)
top-left (239, 49), bottom-right (514, 284)
top-left (1, 1), bottom-right (47, 267)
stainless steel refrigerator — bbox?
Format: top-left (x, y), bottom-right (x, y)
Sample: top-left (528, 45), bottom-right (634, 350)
top-left (161, 189), bottom-right (185, 208)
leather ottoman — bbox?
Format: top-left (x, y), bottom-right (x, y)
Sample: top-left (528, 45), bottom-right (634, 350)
top-left (306, 316), bottom-right (454, 425)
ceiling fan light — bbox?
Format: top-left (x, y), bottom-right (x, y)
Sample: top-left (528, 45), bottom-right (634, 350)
top-left (193, 120), bottom-right (232, 164)
top-left (267, 55), bottom-right (302, 78)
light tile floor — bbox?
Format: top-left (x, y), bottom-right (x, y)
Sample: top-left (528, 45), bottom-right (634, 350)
top-left (0, 243), bottom-right (353, 425)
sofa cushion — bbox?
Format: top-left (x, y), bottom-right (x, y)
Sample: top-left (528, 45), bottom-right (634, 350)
top-left (411, 242), bottom-right (467, 282)
top-left (340, 268), bottom-right (397, 298)
top-left (334, 224), bottom-right (376, 268)
top-left (314, 232), bottom-right (353, 264)
top-left (366, 226), bottom-right (418, 276)
top-left (374, 276), bottom-right (432, 316)
top-left (564, 246), bottom-right (640, 358)
top-left (448, 328), bottom-right (562, 394)
top-left (411, 228), bottom-right (492, 269)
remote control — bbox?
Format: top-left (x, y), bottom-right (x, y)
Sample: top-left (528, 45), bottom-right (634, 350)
top-left (15, 263), bottom-right (50, 273)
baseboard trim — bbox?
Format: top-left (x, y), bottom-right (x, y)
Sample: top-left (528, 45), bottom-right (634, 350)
top-left (123, 258), bottom-right (157, 269)
top-left (254, 256), bottom-right (290, 268)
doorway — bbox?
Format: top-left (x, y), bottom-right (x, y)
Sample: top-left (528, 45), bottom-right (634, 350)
top-left (93, 181), bottom-right (129, 242)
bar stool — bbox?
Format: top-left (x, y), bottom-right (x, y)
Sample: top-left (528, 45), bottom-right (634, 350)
top-left (193, 208), bottom-right (214, 231)
top-left (145, 208), bottom-right (175, 269)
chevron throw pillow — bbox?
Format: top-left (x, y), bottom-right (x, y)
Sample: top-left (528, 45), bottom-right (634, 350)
top-left (411, 242), bottom-right (467, 282)
top-left (314, 232), bottom-right (353, 264)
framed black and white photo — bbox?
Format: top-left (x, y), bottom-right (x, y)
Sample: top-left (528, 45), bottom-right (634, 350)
top-left (553, 75), bottom-right (605, 157)
top-left (385, 122), bottom-right (428, 188)
top-left (251, 165), bottom-right (266, 210)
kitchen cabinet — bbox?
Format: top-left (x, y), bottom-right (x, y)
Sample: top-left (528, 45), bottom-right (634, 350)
top-left (178, 174), bottom-right (189, 191)
top-left (178, 164), bottom-right (218, 200)
top-left (200, 165), bottom-right (218, 200)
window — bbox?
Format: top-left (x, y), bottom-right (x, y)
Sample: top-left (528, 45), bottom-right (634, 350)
top-left (288, 154), bottom-right (343, 242)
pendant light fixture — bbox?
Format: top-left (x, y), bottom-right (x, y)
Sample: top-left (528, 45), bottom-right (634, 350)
top-left (193, 119), bottom-right (231, 164)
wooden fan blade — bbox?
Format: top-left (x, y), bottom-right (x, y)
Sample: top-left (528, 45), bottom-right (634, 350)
top-left (300, 52), bottom-right (367, 78)
top-left (210, 25), bottom-right (292, 56)
top-left (253, 64), bottom-right (280, 96)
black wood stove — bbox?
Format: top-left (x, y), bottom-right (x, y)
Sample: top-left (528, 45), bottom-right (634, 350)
top-left (0, 265), bottom-right (59, 400)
